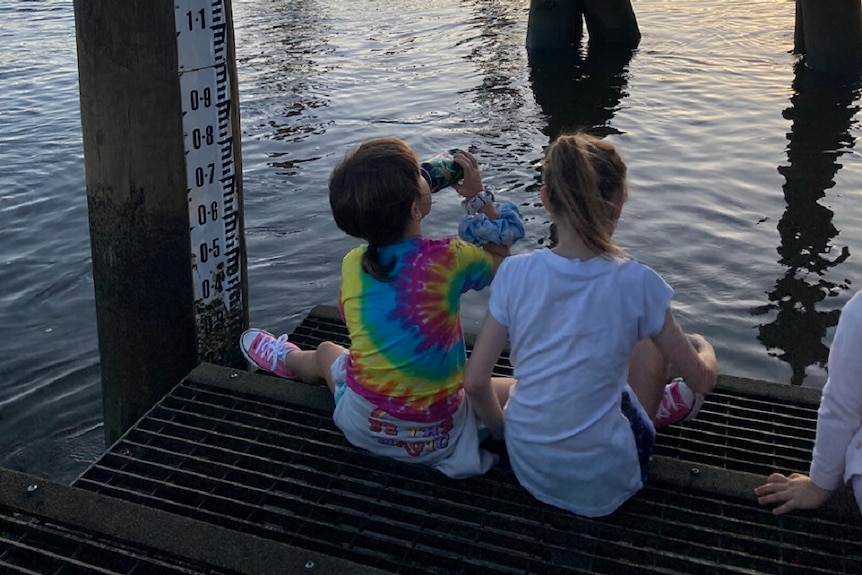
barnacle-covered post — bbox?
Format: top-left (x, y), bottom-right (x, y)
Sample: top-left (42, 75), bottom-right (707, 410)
top-left (74, 0), bottom-right (248, 445)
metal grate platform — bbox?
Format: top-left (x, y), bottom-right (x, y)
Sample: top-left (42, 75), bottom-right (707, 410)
top-left (66, 366), bottom-right (859, 575)
top-left (3, 305), bottom-right (859, 574)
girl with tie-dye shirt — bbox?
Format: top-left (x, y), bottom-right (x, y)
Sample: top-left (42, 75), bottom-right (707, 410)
top-left (240, 137), bottom-right (522, 478)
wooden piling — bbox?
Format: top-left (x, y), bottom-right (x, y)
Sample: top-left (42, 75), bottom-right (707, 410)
top-left (793, 0), bottom-right (805, 55)
top-left (73, 0), bottom-right (248, 445)
top-left (526, 0), bottom-right (583, 51)
top-left (526, 0), bottom-right (640, 52)
top-left (796, 0), bottom-right (862, 75)
top-left (580, 0), bottom-right (641, 48)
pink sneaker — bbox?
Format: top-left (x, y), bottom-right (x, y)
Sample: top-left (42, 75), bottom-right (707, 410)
top-left (655, 377), bottom-right (704, 428)
top-left (240, 329), bottom-right (299, 379)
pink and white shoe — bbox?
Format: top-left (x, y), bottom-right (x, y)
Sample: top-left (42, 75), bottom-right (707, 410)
top-left (240, 329), bottom-right (299, 379)
top-left (655, 377), bottom-right (704, 428)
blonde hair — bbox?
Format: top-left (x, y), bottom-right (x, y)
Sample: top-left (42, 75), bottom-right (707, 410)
top-left (542, 132), bottom-right (628, 255)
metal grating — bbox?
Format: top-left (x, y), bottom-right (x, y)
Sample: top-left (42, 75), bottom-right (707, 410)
top-left (655, 388), bottom-right (818, 474)
top-left (67, 353), bottom-right (862, 575)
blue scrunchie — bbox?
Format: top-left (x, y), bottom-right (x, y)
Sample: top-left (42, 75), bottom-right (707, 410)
top-left (458, 201), bottom-right (525, 247)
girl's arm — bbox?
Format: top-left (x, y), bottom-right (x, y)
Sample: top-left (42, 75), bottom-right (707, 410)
top-left (482, 242), bottom-right (510, 275)
top-left (451, 151), bottom-right (511, 273)
top-left (463, 312), bottom-right (510, 439)
top-left (651, 308), bottom-right (718, 396)
top-left (471, 188), bottom-right (506, 270)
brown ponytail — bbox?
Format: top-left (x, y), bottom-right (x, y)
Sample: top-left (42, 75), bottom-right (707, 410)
top-left (361, 243), bottom-right (397, 281)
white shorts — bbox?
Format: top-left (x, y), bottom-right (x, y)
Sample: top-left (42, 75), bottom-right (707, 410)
top-left (330, 351), bottom-right (496, 479)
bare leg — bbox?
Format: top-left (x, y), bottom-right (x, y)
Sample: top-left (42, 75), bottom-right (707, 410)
top-left (315, 341), bottom-right (348, 395)
top-left (283, 341), bottom-right (348, 394)
top-left (628, 338), bottom-right (669, 420)
top-left (491, 377), bottom-right (516, 408)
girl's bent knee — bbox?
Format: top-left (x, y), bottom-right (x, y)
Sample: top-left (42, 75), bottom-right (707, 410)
top-left (316, 341), bottom-right (348, 368)
top-left (317, 341), bottom-right (333, 353)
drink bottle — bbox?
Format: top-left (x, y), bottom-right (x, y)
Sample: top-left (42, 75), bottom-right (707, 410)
top-left (420, 148), bottom-right (464, 193)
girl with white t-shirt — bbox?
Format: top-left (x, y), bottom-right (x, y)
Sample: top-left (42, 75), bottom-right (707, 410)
top-left (463, 132), bottom-right (719, 517)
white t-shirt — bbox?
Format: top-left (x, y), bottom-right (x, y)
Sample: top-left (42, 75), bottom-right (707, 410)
top-left (489, 249), bottom-right (673, 517)
top-left (810, 289), bottom-right (862, 492)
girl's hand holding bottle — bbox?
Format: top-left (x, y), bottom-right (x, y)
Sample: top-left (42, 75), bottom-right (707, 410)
top-left (451, 150), bottom-right (484, 199)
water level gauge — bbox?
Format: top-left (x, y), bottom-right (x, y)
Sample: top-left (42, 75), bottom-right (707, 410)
top-left (174, 0), bottom-right (244, 364)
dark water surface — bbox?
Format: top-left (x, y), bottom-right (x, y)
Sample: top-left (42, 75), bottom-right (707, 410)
top-left (2, 0), bottom-right (860, 483)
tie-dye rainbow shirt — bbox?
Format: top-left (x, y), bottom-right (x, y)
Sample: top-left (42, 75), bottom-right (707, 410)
top-left (339, 237), bottom-right (494, 423)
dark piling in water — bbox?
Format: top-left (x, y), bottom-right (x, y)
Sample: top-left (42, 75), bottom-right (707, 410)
top-left (795, 0), bottom-right (862, 75)
top-left (580, 0), bottom-right (641, 48)
top-left (526, 0), bottom-right (583, 51)
top-left (526, 0), bottom-right (640, 51)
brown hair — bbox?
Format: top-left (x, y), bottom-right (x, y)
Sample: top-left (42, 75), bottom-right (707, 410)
top-left (328, 137), bottom-right (421, 281)
top-left (542, 132), bottom-right (628, 255)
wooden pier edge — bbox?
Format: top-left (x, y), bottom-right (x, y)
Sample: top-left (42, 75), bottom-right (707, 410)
top-left (0, 466), bottom-right (388, 575)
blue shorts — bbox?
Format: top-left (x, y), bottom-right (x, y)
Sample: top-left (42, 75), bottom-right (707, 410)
top-left (621, 389), bottom-right (655, 483)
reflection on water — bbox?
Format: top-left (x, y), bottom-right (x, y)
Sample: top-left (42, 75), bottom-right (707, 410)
top-left (528, 44), bottom-right (633, 140)
top-left (752, 62), bottom-right (861, 384)
top-left (527, 43), bottom-right (634, 247)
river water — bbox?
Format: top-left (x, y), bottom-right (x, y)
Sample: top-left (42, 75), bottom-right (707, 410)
top-left (2, 0), bottom-right (860, 483)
